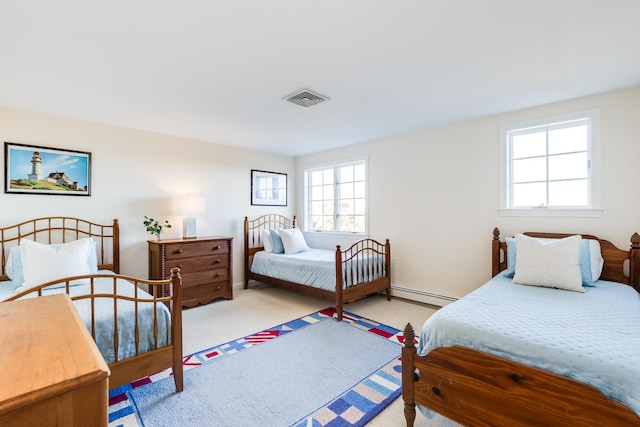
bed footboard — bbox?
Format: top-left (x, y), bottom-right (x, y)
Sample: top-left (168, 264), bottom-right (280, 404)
top-left (6, 268), bottom-right (184, 392)
top-left (335, 238), bottom-right (391, 320)
top-left (402, 323), bottom-right (640, 427)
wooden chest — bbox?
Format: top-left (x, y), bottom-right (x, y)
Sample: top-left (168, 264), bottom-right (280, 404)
top-left (0, 294), bottom-right (109, 426)
top-left (148, 236), bottom-right (233, 307)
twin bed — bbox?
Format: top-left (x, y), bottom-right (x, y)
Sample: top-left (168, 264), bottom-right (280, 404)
top-left (0, 217), bottom-right (184, 393)
top-left (403, 228), bottom-right (640, 426)
top-left (9, 215), bottom-right (635, 425)
top-left (244, 214), bottom-right (391, 321)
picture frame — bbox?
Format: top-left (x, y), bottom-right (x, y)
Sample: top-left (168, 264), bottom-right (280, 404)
top-left (4, 142), bottom-right (92, 196)
top-left (251, 169), bottom-right (287, 206)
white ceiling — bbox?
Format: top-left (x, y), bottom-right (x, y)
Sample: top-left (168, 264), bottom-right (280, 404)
top-left (1, 1), bottom-right (639, 157)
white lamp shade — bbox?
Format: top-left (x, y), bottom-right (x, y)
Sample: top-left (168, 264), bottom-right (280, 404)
top-left (178, 196), bottom-right (205, 215)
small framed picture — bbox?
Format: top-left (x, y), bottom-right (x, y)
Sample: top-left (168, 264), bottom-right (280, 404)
top-left (251, 169), bottom-right (287, 206)
top-left (4, 142), bottom-right (91, 196)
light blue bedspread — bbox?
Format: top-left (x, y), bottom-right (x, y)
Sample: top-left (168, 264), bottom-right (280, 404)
top-left (417, 275), bottom-right (640, 417)
top-left (251, 249), bottom-right (386, 291)
top-left (2, 276), bottom-right (171, 364)
top-left (251, 249), bottom-right (336, 290)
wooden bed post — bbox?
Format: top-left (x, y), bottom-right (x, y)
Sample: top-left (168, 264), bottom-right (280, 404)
top-left (385, 239), bottom-right (391, 301)
top-left (630, 232), bottom-right (640, 292)
top-left (244, 217), bottom-right (250, 289)
top-left (491, 227), bottom-right (500, 278)
top-left (402, 323), bottom-right (417, 427)
top-left (335, 245), bottom-right (344, 321)
top-left (169, 267), bottom-right (184, 392)
top-left (112, 219), bottom-right (120, 274)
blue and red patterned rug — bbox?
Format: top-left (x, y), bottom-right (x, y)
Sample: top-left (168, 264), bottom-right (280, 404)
top-left (108, 308), bottom-right (406, 427)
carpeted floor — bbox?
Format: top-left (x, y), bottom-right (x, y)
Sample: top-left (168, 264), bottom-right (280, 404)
top-left (108, 307), bottom-right (405, 427)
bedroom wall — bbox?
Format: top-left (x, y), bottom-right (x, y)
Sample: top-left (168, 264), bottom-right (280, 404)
top-left (0, 107), bottom-right (295, 281)
top-left (296, 85), bottom-right (640, 305)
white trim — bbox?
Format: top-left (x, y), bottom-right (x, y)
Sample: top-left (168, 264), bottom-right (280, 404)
top-left (391, 285), bottom-right (457, 307)
top-left (498, 208), bottom-right (603, 218)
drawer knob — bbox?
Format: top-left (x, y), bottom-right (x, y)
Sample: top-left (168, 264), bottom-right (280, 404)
top-left (214, 259), bottom-right (222, 264)
top-left (215, 272), bottom-right (221, 277)
top-left (177, 264), bottom-right (183, 269)
top-left (214, 245), bottom-right (221, 250)
top-left (216, 286), bottom-right (221, 290)
top-left (176, 249), bottom-right (183, 254)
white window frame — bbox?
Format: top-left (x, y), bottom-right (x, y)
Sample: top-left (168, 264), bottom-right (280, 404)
top-left (499, 109), bottom-right (602, 217)
top-left (303, 158), bottom-right (368, 235)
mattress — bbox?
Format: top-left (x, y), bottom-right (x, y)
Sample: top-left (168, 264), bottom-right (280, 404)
top-left (251, 249), bottom-right (336, 291)
top-left (1, 274), bottom-right (171, 364)
top-left (417, 274), bottom-right (640, 417)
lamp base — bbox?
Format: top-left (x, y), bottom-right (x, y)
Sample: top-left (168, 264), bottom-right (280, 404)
top-left (183, 217), bottom-right (197, 239)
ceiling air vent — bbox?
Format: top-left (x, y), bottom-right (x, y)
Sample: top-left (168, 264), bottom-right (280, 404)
top-left (283, 89), bottom-right (329, 108)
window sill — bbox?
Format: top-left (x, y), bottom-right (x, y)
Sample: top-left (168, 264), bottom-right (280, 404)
top-left (498, 208), bottom-right (603, 218)
top-left (303, 231), bottom-right (367, 238)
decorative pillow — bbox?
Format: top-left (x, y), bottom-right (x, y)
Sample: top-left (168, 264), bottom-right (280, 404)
top-left (5, 246), bottom-right (25, 288)
top-left (503, 236), bottom-right (517, 278)
top-left (261, 229), bottom-right (273, 253)
top-left (6, 240), bottom-right (98, 289)
top-left (279, 228), bottom-right (311, 255)
top-left (512, 234), bottom-right (584, 292)
top-left (18, 238), bottom-right (93, 292)
top-left (270, 229), bottom-right (285, 254)
top-left (584, 239), bottom-right (604, 286)
top-left (504, 235), bottom-right (604, 286)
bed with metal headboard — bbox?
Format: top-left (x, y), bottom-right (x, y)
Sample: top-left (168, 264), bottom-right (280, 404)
top-left (0, 217), bottom-right (184, 392)
top-left (244, 214), bottom-right (391, 321)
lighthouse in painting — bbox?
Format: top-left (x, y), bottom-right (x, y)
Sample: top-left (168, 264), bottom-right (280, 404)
top-left (28, 151), bottom-right (42, 180)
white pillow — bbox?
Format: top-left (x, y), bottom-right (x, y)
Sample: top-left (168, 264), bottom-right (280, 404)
top-left (261, 229), bottom-right (273, 253)
top-left (279, 228), bottom-right (311, 255)
top-left (6, 240), bottom-right (98, 288)
top-left (19, 238), bottom-right (93, 291)
top-left (512, 233), bottom-right (584, 292)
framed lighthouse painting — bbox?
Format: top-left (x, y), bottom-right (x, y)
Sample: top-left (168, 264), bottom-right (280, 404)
top-left (4, 142), bottom-right (92, 196)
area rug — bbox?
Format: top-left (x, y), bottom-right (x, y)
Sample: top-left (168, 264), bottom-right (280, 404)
top-left (108, 307), bottom-right (405, 427)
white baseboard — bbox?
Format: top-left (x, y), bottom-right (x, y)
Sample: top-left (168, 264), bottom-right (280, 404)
top-left (390, 285), bottom-right (457, 307)
top-left (236, 281), bottom-right (457, 307)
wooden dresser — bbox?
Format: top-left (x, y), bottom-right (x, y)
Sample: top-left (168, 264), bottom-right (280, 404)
top-left (149, 236), bottom-right (233, 307)
top-left (0, 294), bottom-right (109, 427)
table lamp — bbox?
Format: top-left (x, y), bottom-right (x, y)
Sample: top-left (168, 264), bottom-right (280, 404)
top-left (178, 195), bottom-right (205, 239)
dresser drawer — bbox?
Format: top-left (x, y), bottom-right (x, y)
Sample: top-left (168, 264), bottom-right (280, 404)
top-left (148, 236), bottom-right (233, 306)
top-left (183, 282), bottom-right (230, 307)
top-left (165, 255), bottom-right (229, 274)
top-left (164, 240), bottom-right (229, 260)
top-left (181, 269), bottom-right (229, 287)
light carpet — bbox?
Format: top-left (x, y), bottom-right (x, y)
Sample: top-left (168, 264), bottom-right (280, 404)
top-left (108, 308), bottom-right (404, 427)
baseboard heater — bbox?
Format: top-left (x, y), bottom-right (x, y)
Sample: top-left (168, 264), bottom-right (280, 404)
top-left (390, 285), bottom-right (458, 307)
top-left (240, 281), bottom-right (457, 307)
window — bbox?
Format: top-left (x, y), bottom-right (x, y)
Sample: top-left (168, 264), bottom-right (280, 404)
top-left (500, 109), bottom-right (601, 217)
top-left (304, 159), bottom-right (367, 233)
